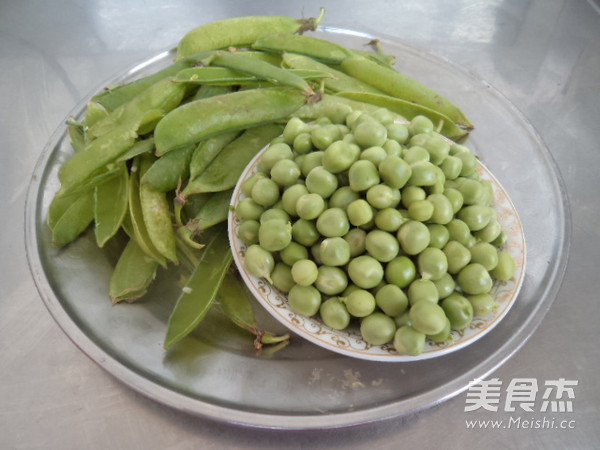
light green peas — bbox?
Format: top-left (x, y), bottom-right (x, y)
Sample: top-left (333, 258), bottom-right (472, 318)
top-left (270, 159), bottom-right (301, 187)
top-left (300, 150), bottom-right (324, 176)
top-left (261, 142), bottom-right (294, 171)
top-left (329, 186), bottom-right (360, 210)
top-left (244, 244), bottom-right (274, 282)
top-left (407, 278), bottom-right (439, 305)
top-left (457, 205), bottom-right (494, 231)
top-left (365, 229), bottom-right (400, 262)
top-left (360, 313), bottom-right (396, 345)
top-left (319, 237), bottom-right (351, 266)
top-left (347, 255), bottom-right (384, 289)
top-left (417, 247), bottom-right (448, 281)
top-left (408, 199), bottom-right (434, 221)
top-left (440, 155), bottom-right (463, 180)
top-left (427, 317), bottom-right (452, 343)
top-left (374, 208), bottom-right (405, 232)
top-left (445, 218), bottom-right (472, 246)
top-left (428, 193), bottom-right (454, 224)
top-left (291, 219), bottom-right (320, 246)
top-left (288, 284), bottom-right (322, 316)
top-left (281, 183), bottom-right (309, 216)
top-left (433, 272), bottom-right (456, 299)
top-left (344, 289), bottom-right (377, 317)
top-left (457, 178), bottom-right (484, 205)
top-left (409, 300), bottom-right (447, 335)
top-left (343, 228), bottom-right (367, 257)
top-left (291, 259), bottom-right (319, 286)
top-left (235, 197), bottom-right (264, 221)
top-left (241, 172), bottom-right (266, 196)
top-left (441, 293), bottom-right (474, 330)
top-left (295, 193), bottom-right (326, 220)
top-left (401, 185), bottom-right (426, 208)
top-left (379, 155), bottom-right (412, 189)
top-left (394, 311), bottom-right (412, 328)
top-left (427, 224), bottom-right (450, 249)
top-left (467, 293), bottom-right (497, 316)
top-left (383, 139), bottom-right (403, 157)
top-left (403, 146), bottom-right (430, 165)
top-left (456, 151), bottom-right (477, 177)
top-left (322, 140), bottom-right (360, 173)
top-left (457, 263), bottom-right (493, 295)
top-left (375, 284), bottom-right (408, 317)
top-left (283, 117), bottom-right (310, 145)
top-left (394, 326), bottom-right (425, 356)
top-left (258, 220), bottom-right (292, 251)
top-left (444, 187), bottom-right (464, 213)
top-left (469, 242), bottom-right (499, 271)
top-left (490, 251), bottom-right (516, 280)
top-left (353, 119), bottom-right (387, 148)
top-left (409, 115), bottom-right (434, 135)
top-left (293, 132), bottom-right (313, 154)
top-left (443, 240), bottom-right (472, 274)
top-left (474, 219), bottom-right (502, 243)
top-left (423, 135), bottom-right (450, 165)
top-left (397, 220), bottom-right (430, 255)
top-left (237, 219), bottom-right (260, 245)
top-left (305, 166), bottom-right (338, 198)
top-left (386, 123), bottom-right (409, 144)
top-left (319, 297), bottom-right (351, 330)
top-left (280, 241), bottom-right (309, 266)
top-left (251, 177), bottom-right (280, 207)
top-left (366, 184), bottom-right (399, 209)
top-left (348, 160), bottom-right (380, 192)
top-left (408, 161), bottom-right (438, 186)
top-left (260, 208), bottom-right (290, 224)
top-left (271, 263), bottom-right (295, 293)
top-left (360, 146), bottom-right (388, 166)
top-left (311, 124), bottom-right (343, 150)
top-left (347, 199), bottom-right (374, 227)
top-left (385, 256), bottom-right (417, 288)
top-left (315, 265), bottom-right (348, 295)
top-left (316, 207), bottom-right (350, 237)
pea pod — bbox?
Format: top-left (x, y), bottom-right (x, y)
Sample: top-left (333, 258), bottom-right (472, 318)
top-left (189, 188), bottom-right (233, 231)
top-left (252, 33), bottom-right (351, 64)
top-left (282, 52), bottom-right (385, 95)
top-left (109, 238), bottom-right (158, 303)
top-left (140, 144), bottom-right (195, 192)
top-left (339, 56), bottom-right (474, 129)
top-left (154, 87), bottom-right (302, 155)
top-left (67, 121), bottom-right (85, 152)
top-left (336, 91), bottom-right (468, 140)
top-left (174, 66), bottom-right (331, 87)
top-left (164, 226), bottom-right (232, 349)
top-left (349, 48), bottom-right (395, 68)
top-left (83, 101), bottom-right (109, 127)
top-left (139, 155), bottom-right (178, 264)
top-left (116, 136), bottom-right (156, 162)
top-left (94, 163), bottom-right (129, 247)
top-left (51, 190), bottom-right (95, 247)
top-left (188, 84), bottom-right (232, 102)
top-left (175, 10), bottom-right (325, 60)
top-left (182, 123), bottom-right (283, 196)
top-left (189, 130), bottom-right (240, 180)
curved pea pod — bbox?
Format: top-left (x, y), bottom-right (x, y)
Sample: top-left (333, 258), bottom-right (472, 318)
top-left (282, 52), bottom-right (384, 95)
top-left (164, 226), bottom-right (232, 349)
top-left (154, 87), bottom-right (300, 155)
top-left (252, 33), bottom-right (351, 64)
top-left (218, 271), bottom-right (289, 351)
top-left (349, 48), bottom-right (395, 68)
top-left (182, 123), bottom-right (283, 196)
top-left (174, 66), bottom-right (259, 86)
top-left (51, 189), bottom-right (95, 247)
top-left (189, 130), bottom-right (240, 180)
top-left (92, 60), bottom-right (196, 111)
top-left (175, 10), bottom-right (325, 60)
top-left (88, 78), bottom-right (187, 139)
top-left (339, 56), bottom-right (474, 129)
top-left (109, 238), bottom-right (158, 303)
top-left (116, 136), bottom-right (156, 163)
top-left (189, 84), bottom-right (232, 103)
top-left (189, 189), bottom-right (233, 231)
top-left (336, 91), bottom-right (468, 141)
top-left (138, 155), bottom-right (178, 264)
top-left (83, 101), bottom-right (110, 127)
top-left (94, 163), bottom-right (129, 247)
top-left (140, 144), bottom-right (195, 192)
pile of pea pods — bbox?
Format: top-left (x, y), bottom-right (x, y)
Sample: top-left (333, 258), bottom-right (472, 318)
top-left (47, 9), bottom-right (494, 354)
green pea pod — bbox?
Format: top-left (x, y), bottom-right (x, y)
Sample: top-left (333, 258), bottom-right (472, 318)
top-left (67, 122), bottom-right (85, 152)
top-left (207, 51), bottom-right (315, 96)
top-left (139, 155), bottom-right (178, 264)
top-left (349, 49), bottom-right (395, 68)
top-left (83, 101), bottom-right (110, 127)
top-left (339, 56), bottom-right (474, 129)
top-left (174, 66), bottom-right (259, 85)
top-left (164, 226), bottom-right (232, 349)
top-left (335, 91), bottom-right (468, 140)
top-left (140, 144), bottom-right (195, 192)
top-left (252, 33), bottom-right (351, 64)
top-left (58, 124), bottom-right (137, 195)
top-left (182, 193), bottom-right (212, 220)
top-left (88, 77), bottom-right (187, 139)
top-left (282, 52), bottom-right (384, 95)
top-left (236, 50), bottom-right (283, 66)
top-left (128, 157), bottom-right (167, 267)
top-left (218, 271), bottom-right (289, 349)
top-left (175, 10), bottom-right (325, 60)
top-left (154, 87), bottom-right (305, 155)
top-left (51, 190), bottom-right (95, 247)
top-left (94, 163), bottom-right (129, 247)
top-left (182, 123), bottom-right (283, 196)
top-left (190, 188), bottom-right (233, 231)
top-left (189, 84), bottom-right (232, 102)
top-left (92, 60), bottom-right (196, 111)
top-left (189, 130), bottom-right (240, 180)
top-left (116, 136), bottom-right (156, 162)
top-left (109, 238), bottom-right (158, 303)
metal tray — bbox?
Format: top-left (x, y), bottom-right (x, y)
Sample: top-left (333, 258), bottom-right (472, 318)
top-left (25, 27), bottom-right (570, 429)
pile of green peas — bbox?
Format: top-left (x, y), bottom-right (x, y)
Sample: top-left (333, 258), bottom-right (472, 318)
top-left (235, 104), bottom-right (516, 356)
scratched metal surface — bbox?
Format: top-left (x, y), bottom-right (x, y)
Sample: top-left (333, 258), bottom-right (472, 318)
top-left (1, 0), bottom-right (599, 447)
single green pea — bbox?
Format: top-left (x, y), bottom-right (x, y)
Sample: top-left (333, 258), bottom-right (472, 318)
top-left (251, 177), bottom-right (280, 207)
top-left (445, 218), bottom-right (472, 246)
top-left (311, 124), bottom-right (343, 150)
top-left (427, 317), bottom-right (452, 343)
top-left (444, 187), bottom-right (464, 213)
top-left (346, 199), bottom-right (374, 227)
top-left (394, 326), bottom-right (425, 356)
top-left (408, 161), bottom-right (438, 186)
top-left (386, 123), bottom-right (409, 144)
top-left (260, 208), bottom-right (290, 224)
top-left (470, 242), bottom-right (499, 271)
top-left (281, 183), bottom-right (309, 216)
top-left (491, 230), bottom-right (508, 247)
top-left (385, 256), bottom-right (416, 288)
top-left (270, 159), bottom-right (301, 187)
top-left (283, 117), bottom-right (310, 145)
top-left (427, 224), bottom-right (450, 249)
top-left (479, 180), bottom-right (494, 207)
top-left (490, 251), bottom-right (516, 281)
top-left (305, 166), bottom-right (338, 198)
top-left (319, 297), bottom-right (351, 330)
top-left (344, 289), bottom-right (377, 318)
top-left (401, 185), bottom-right (426, 208)
top-left (315, 265), bottom-right (348, 295)
top-left (360, 313), bottom-right (396, 345)
top-left (365, 229), bottom-right (400, 263)
top-left (409, 300), bottom-right (447, 335)
top-left (293, 132), bottom-right (313, 154)
top-left (474, 219), bottom-right (502, 243)
top-left (407, 278), bottom-right (439, 305)
top-left (408, 199), bottom-right (434, 221)
top-left (241, 172), bottom-right (266, 196)
top-left (371, 108), bottom-right (395, 125)
top-left (310, 240), bottom-right (323, 265)
top-left (280, 241), bottom-right (309, 266)
top-left (467, 293), bottom-right (497, 316)
top-left (244, 244), bottom-right (274, 282)
top-left (456, 151), bottom-right (477, 177)
top-left (382, 139), bottom-right (403, 157)
top-left (457, 263), bottom-right (493, 295)
top-left (322, 140), bottom-right (360, 173)
top-left (379, 155), bottom-right (412, 189)
top-left (291, 259), bottom-right (319, 286)
top-left (375, 284), bottom-right (408, 317)
top-left (394, 311), bottom-right (412, 328)
top-left (450, 143), bottom-right (471, 155)
top-left (347, 255), bottom-right (384, 289)
top-left (288, 284), bottom-right (322, 316)
top-left (291, 218), bottom-right (320, 246)
top-left (423, 134), bottom-right (450, 166)
top-left (409, 115), bottom-right (434, 135)
top-left (348, 159), bottom-right (380, 192)
top-left (440, 155), bottom-right (463, 180)
top-left (353, 119), bottom-right (387, 148)
top-left (329, 186), bottom-right (360, 210)
top-left (345, 110), bottom-right (363, 128)
top-left (237, 219), bottom-right (260, 245)
top-left (427, 193), bottom-right (454, 224)
top-left (432, 272), bottom-right (456, 299)
top-left (319, 237), bottom-right (351, 266)
top-left (403, 146), bottom-right (430, 165)
top-left (295, 193), bottom-right (326, 220)
top-left (360, 146), bottom-right (388, 166)
top-left (324, 102), bottom-right (353, 124)
top-left (397, 220), bottom-right (430, 255)
top-left (258, 220), bottom-right (292, 252)
top-left (441, 293), bottom-right (474, 330)
top-left (408, 132), bottom-right (430, 148)
top-left (457, 178), bottom-right (484, 205)
top-left (443, 240), bottom-right (472, 274)
top-left (261, 142), bottom-right (294, 171)
top-left (315, 117), bottom-right (333, 126)
top-left (457, 205), bottom-right (494, 231)
top-left (235, 197), bottom-right (264, 221)
top-left (365, 184), bottom-right (398, 209)
top-left (300, 150), bottom-right (324, 176)
top-left (343, 228), bottom-right (367, 257)
top-left (372, 208), bottom-right (403, 232)
top-left (417, 247), bottom-right (448, 281)
top-left (316, 207), bottom-right (350, 237)
top-left (271, 262), bottom-right (295, 293)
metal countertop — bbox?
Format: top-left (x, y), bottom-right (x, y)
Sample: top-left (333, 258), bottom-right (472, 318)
top-left (1, 0), bottom-right (598, 448)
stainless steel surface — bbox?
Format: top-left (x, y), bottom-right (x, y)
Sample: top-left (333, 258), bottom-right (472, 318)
top-left (2, 0), bottom-right (599, 447)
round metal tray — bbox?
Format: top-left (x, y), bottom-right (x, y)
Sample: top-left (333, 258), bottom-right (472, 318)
top-left (25, 27), bottom-right (570, 429)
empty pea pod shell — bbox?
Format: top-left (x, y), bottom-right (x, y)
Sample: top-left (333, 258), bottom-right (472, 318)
top-left (50, 189), bottom-right (95, 247)
top-left (189, 188), bottom-right (234, 231)
top-left (109, 238), bottom-right (159, 303)
top-left (140, 144), bottom-right (195, 192)
top-left (94, 163), bottom-right (129, 247)
top-left (252, 33), bottom-right (351, 64)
